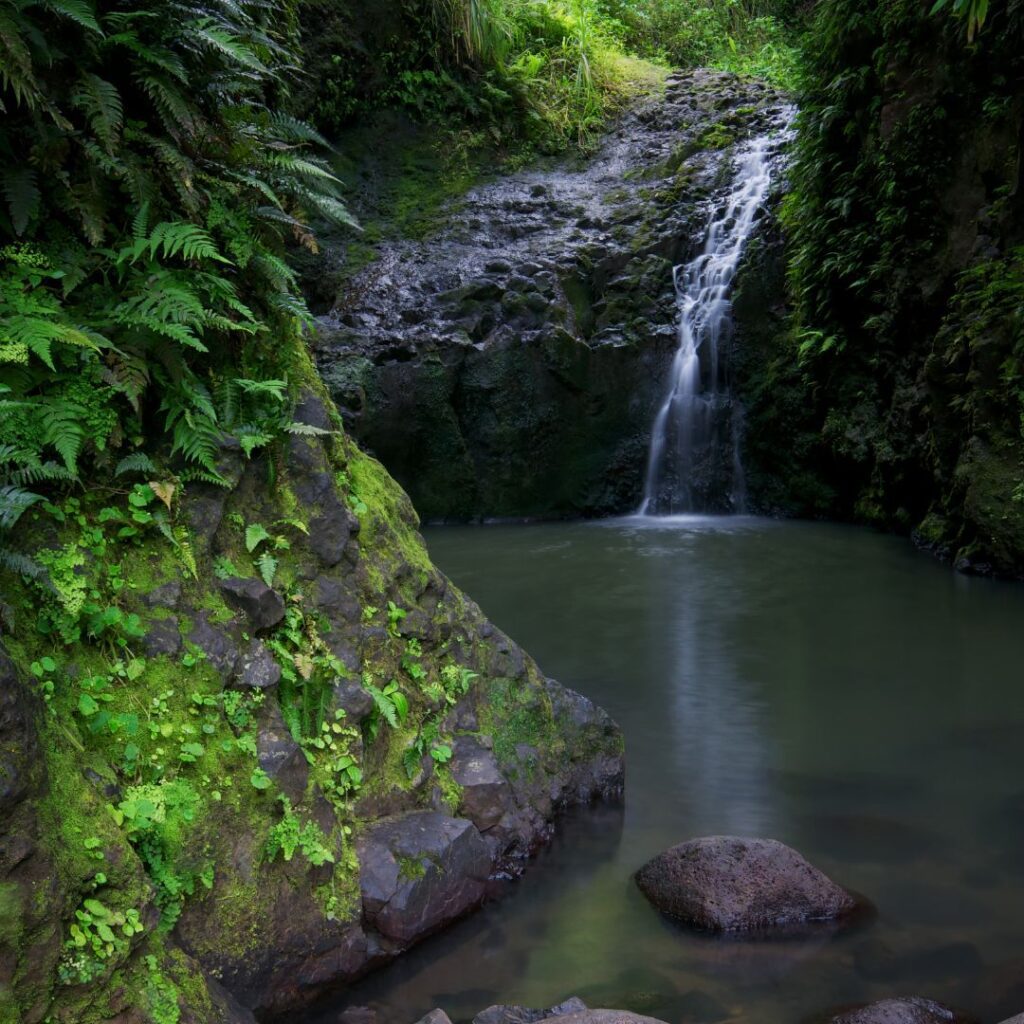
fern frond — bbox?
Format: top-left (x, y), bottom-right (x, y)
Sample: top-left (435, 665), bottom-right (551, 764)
top-left (143, 221), bottom-right (229, 264)
top-left (73, 73), bottom-right (123, 153)
top-left (2, 165), bottom-right (40, 235)
top-left (43, 0), bottom-right (102, 34)
top-left (136, 73), bottom-right (196, 137)
top-left (168, 410), bottom-right (220, 469)
top-left (235, 378), bottom-right (287, 401)
top-left (188, 19), bottom-right (265, 71)
top-left (295, 191), bottom-right (359, 230)
top-left (114, 452), bottom-right (157, 476)
top-left (286, 422), bottom-right (331, 437)
top-left (365, 682), bottom-right (399, 728)
top-left (0, 484), bottom-right (44, 529)
top-left (0, 546), bottom-right (46, 580)
top-left (266, 154), bottom-right (341, 185)
top-left (40, 400), bottom-right (86, 473)
top-left (266, 112), bottom-right (331, 149)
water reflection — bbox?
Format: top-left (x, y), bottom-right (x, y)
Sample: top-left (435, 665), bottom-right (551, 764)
top-left (311, 518), bottom-right (1024, 1024)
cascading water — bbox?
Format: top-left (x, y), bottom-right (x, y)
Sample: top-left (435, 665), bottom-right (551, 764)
top-left (639, 134), bottom-right (778, 516)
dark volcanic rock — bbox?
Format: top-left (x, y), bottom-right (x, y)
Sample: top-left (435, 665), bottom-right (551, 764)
top-left (414, 1013), bottom-right (454, 1024)
top-left (256, 703), bottom-right (308, 802)
top-left (219, 576), bottom-right (286, 630)
top-left (473, 997), bottom-right (588, 1024)
top-left (635, 836), bottom-right (857, 932)
top-left (451, 736), bottom-right (512, 831)
top-left (358, 811), bottom-right (492, 945)
top-left (337, 1009), bottom-right (377, 1024)
top-left (830, 998), bottom-right (964, 1024)
top-left (141, 579), bottom-right (182, 610)
top-left (234, 639), bottom-right (282, 690)
top-left (141, 616), bottom-right (182, 658)
top-left (552, 1014), bottom-right (669, 1024)
top-left (189, 612), bottom-right (241, 675)
top-left (317, 70), bottom-right (790, 520)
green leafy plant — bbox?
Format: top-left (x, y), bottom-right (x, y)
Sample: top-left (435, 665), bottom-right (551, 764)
top-left (265, 796), bottom-right (335, 866)
top-left (58, 897), bottom-right (143, 985)
top-left (0, 0), bottom-right (354, 569)
top-left (362, 675), bottom-right (410, 741)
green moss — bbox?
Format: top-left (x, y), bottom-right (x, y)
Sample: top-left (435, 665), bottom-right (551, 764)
top-left (347, 442), bottom-right (432, 578)
top-left (476, 677), bottom-right (560, 768)
top-left (397, 855), bottom-right (426, 882)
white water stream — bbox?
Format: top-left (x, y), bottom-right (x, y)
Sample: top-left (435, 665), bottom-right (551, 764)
top-left (639, 134), bottom-right (777, 515)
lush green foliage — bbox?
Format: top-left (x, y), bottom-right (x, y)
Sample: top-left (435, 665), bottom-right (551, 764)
top-left (298, 0), bottom-right (797, 155)
top-left (772, 0), bottom-right (1024, 563)
top-left (596, 0), bottom-right (800, 87)
top-left (0, 0), bottom-right (350, 565)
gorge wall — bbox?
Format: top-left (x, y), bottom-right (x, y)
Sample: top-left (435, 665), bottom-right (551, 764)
top-left (738, 0), bottom-right (1024, 575)
top-left (317, 71), bottom-right (790, 520)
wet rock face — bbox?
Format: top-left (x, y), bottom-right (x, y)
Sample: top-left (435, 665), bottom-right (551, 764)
top-left (219, 576), bottom-right (286, 631)
top-left (550, 1014), bottom-right (669, 1024)
top-left (830, 999), bottom-right (964, 1024)
top-left (317, 70), bottom-right (790, 520)
top-left (473, 997), bottom-right (589, 1024)
top-left (357, 812), bottom-right (492, 945)
top-left (635, 836), bottom-right (857, 933)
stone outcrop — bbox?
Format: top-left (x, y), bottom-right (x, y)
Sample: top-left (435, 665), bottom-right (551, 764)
top-left (635, 836), bottom-right (858, 933)
top-left (0, 385), bottom-right (623, 1023)
top-left (316, 71), bottom-right (790, 520)
top-left (829, 999), bottom-right (965, 1024)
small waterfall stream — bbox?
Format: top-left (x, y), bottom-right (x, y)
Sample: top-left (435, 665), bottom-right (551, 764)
top-left (639, 134), bottom-right (777, 515)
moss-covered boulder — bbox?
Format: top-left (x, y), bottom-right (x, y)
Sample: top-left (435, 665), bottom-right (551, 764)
top-left (0, 382), bottom-right (623, 1023)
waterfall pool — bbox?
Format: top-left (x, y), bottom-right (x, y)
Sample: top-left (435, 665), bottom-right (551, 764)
top-left (313, 516), bottom-right (1024, 1024)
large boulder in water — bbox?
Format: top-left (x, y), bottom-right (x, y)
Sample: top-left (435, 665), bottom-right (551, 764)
top-left (635, 836), bottom-right (857, 932)
top-left (830, 998), bottom-right (965, 1024)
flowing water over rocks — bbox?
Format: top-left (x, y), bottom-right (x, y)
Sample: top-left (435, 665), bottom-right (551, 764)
top-left (316, 71), bottom-right (790, 520)
top-left (639, 132), bottom-right (784, 514)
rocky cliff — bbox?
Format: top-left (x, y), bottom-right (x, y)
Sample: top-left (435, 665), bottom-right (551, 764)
top-left (316, 71), bottom-right (790, 520)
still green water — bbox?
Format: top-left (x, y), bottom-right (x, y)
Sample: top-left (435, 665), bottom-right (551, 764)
top-left (319, 516), bottom-right (1024, 1024)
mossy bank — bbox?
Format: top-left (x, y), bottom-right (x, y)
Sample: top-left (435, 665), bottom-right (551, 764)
top-left (0, 372), bottom-right (623, 1024)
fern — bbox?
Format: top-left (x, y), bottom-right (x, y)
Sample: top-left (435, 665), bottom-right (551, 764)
top-left (190, 19), bottom-right (265, 71)
top-left (0, 0), bottom-right (355, 522)
top-left (364, 682), bottom-right (400, 729)
top-left (44, 0), bottom-right (102, 35)
top-left (2, 166), bottom-right (40, 235)
top-left (0, 484), bottom-right (45, 530)
top-left (40, 400), bottom-right (86, 473)
top-left (115, 452), bottom-right (157, 476)
top-left (140, 222), bottom-right (229, 264)
top-left (286, 421), bottom-right (331, 437)
top-left (73, 74), bottom-right (123, 153)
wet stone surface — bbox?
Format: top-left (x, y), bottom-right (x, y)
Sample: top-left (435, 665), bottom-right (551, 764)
top-left (316, 71), bottom-right (791, 520)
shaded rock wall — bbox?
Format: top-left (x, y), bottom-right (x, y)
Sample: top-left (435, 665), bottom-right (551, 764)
top-left (317, 71), bottom-right (790, 520)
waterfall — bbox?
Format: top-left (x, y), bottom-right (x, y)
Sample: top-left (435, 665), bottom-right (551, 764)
top-left (639, 134), bottom-right (777, 516)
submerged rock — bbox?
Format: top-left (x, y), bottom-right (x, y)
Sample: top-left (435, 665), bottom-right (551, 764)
top-left (830, 998), bottom-right (964, 1024)
top-left (635, 836), bottom-right (857, 932)
top-left (473, 997), bottom-right (588, 1024)
top-left (554, 1014), bottom-right (669, 1024)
